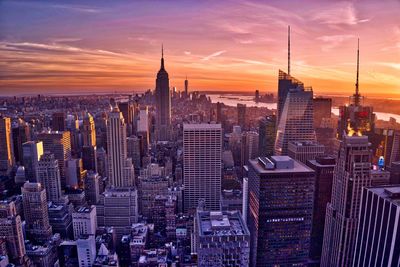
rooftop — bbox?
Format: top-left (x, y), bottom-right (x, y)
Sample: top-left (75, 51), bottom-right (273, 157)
top-left (183, 123), bottom-right (222, 130)
top-left (367, 185), bottom-right (400, 205)
top-left (197, 210), bottom-right (249, 237)
top-left (289, 141), bottom-right (324, 147)
top-left (74, 205), bottom-right (95, 213)
top-left (250, 156), bottom-right (314, 174)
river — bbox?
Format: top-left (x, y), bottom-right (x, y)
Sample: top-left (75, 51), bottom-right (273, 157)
top-left (207, 93), bottom-right (400, 122)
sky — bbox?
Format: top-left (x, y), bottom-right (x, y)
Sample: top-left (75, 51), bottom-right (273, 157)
top-left (0, 0), bottom-right (399, 96)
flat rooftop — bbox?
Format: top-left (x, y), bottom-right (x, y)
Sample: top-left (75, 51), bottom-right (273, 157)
top-left (250, 156), bottom-right (314, 174)
top-left (183, 123), bottom-right (222, 130)
top-left (74, 205), bottom-right (95, 213)
top-left (367, 185), bottom-right (400, 205)
top-left (197, 211), bottom-right (249, 237)
top-left (289, 141), bottom-right (324, 147)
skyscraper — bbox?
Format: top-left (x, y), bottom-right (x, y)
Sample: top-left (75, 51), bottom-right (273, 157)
top-left (184, 75), bottom-right (189, 97)
top-left (137, 105), bottom-right (149, 153)
top-left (127, 136), bottom-right (142, 168)
top-left (155, 46), bottom-right (171, 141)
top-left (52, 112), bottom-right (66, 131)
top-left (275, 85), bottom-right (316, 155)
top-left (82, 112), bottom-right (96, 147)
top-left (306, 156), bottom-right (336, 264)
top-left (82, 145), bottom-right (97, 172)
top-left (240, 131), bottom-right (259, 169)
top-left (96, 187), bottom-right (138, 239)
top-left (12, 118), bottom-right (30, 164)
top-left (84, 171), bottom-right (100, 205)
top-left (0, 201), bottom-right (28, 266)
top-left (106, 106), bottom-right (135, 188)
top-left (277, 27), bottom-right (304, 122)
top-left (22, 182), bottom-right (53, 243)
top-left (183, 123), bottom-right (222, 212)
top-left (37, 152), bottom-right (62, 202)
top-left (321, 135), bottom-right (372, 266)
top-left (0, 116), bottom-right (14, 173)
top-left (248, 156), bottom-right (315, 266)
top-left (258, 115), bottom-right (276, 157)
top-left (313, 97), bottom-right (332, 128)
top-left (287, 140), bottom-right (325, 164)
top-left (337, 40), bottom-right (375, 140)
top-left (72, 205), bottom-right (97, 240)
top-left (237, 103), bottom-right (246, 130)
top-left (37, 131), bottom-right (71, 187)
top-left (22, 140), bottom-right (44, 182)
top-left (353, 185), bottom-right (400, 266)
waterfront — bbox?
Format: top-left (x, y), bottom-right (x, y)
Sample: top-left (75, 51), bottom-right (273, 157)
top-left (207, 93), bottom-right (400, 122)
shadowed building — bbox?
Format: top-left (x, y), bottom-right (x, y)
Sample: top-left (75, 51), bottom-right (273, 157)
top-left (306, 156), bottom-right (335, 264)
top-left (248, 156), bottom-right (315, 266)
top-left (353, 185), bottom-right (400, 266)
top-left (155, 46), bottom-right (171, 141)
top-left (258, 115), bottom-right (276, 157)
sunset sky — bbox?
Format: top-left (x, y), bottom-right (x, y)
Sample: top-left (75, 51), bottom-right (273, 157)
top-left (0, 0), bottom-right (399, 96)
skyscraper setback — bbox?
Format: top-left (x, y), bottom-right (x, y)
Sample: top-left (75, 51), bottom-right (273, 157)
top-left (321, 135), bottom-right (372, 266)
top-left (155, 46), bottom-right (171, 141)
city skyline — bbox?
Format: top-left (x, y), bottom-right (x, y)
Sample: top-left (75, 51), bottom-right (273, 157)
top-left (1, 0), bottom-right (400, 96)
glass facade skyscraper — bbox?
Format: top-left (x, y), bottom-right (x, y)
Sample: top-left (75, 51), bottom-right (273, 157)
top-left (248, 156), bottom-right (315, 266)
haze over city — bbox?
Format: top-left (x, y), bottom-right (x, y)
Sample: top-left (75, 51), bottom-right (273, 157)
top-left (1, 0), bottom-right (399, 96)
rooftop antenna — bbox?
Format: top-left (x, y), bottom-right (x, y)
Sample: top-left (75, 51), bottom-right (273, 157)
top-left (161, 44), bottom-right (165, 69)
top-left (288, 25), bottom-right (291, 75)
top-left (354, 38), bottom-right (360, 106)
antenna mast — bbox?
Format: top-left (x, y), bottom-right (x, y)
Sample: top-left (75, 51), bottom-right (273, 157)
top-left (288, 25), bottom-right (291, 75)
top-left (354, 39), bottom-right (360, 106)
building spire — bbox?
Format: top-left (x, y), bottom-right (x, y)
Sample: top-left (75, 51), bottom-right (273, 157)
top-left (354, 38), bottom-right (360, 106)
top-left (288, 25), bottom-right (291, 76)
top-left (161, 44), bottom-right (165, 69)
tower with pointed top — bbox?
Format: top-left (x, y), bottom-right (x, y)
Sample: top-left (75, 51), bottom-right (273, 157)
top-left (155, 45), bottom-right (171, 141)
top-left (337, 40), bottom-right (375, 140)
top-left (275, 26), bottom-right (316, 155)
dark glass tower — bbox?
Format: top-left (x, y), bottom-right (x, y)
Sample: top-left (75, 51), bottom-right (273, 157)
top-left (258, 115), bottom-right (276, 157)
top-left (248, 156), bottom-right (315, 266)
top-left (155, 46), bottom-right (171, 141)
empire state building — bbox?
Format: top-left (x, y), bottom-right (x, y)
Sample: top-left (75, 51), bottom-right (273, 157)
top-left (155, 46), bottom-right (171, 141)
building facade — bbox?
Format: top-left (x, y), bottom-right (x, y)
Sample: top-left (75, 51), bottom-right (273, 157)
top-left (248, 156), bottom-right (315, 266)
top-left (321, 135), bottom-right (372, 267)
top-left (107, 106), bottom-right (135, 188)
top-left (194, 210), bottom-right (250, 267)
top-left (183, 124), bottom-right (222, 212)
top-left (353, 185), bottom-right (400, 266)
